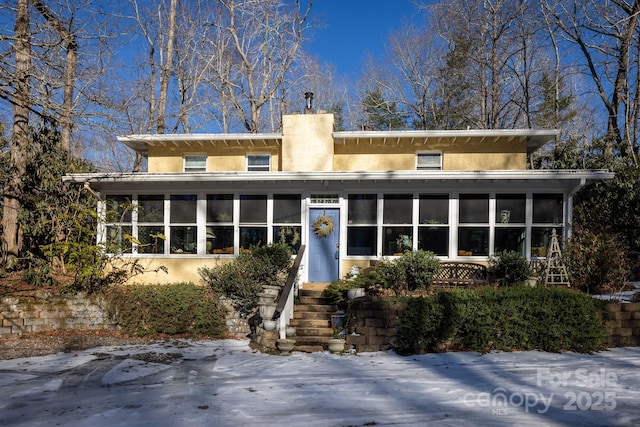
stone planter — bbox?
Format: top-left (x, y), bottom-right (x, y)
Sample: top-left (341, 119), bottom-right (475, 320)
top-left (347, 288), bottom-right (365, 300)
top-left (262, 285), bottom-right (280, 296)
top-left (262, 320), bottom-right (277, 331)
top-left (259, 302), bottom-right (277, 320)
top-left (327, 338), bottom-right (345, 354)
top-left (285, 326), bottom-right (296, 337)
top-left (276, 338), bottom-right (295, 355)
top-left (257, 292), bottom-right (276, 305)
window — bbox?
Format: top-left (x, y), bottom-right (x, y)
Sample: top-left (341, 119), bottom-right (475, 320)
top-left (383, 194), bottom-right (412, 256)
top-left (184, 155), bottom-right (207, 172)
top-left (138, 195), bottom-right (165, 254)
top-left (418, 195), bottom-right (449, 256)
top-left (170, 194), bottom-right (197, 254)
top-left (416, 152), bottom-right (442, 170)
top-left (105, 195), bottom-right (132, 254)
top-left (347, 194), bottom-right (377, 256)
top-left (247, 154), bottom-right (271, 171)
top-left (533, 194), bottom-right (563, 224)
top-left (458, 194), bottom-right (489, 256)
top-left (494, 194), bottom-right (526, 255)
top-left (207, 194), bottom-right (234, 255)
top-left (273, 194), bottom-right (302, 253)
top-left (532, 194), bottom-right (564, 258)
top-left (240, 195), bottom-right (267, 248)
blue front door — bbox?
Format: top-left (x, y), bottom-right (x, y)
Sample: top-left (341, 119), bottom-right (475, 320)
top-left (308, 208), bottom-right (340, 282)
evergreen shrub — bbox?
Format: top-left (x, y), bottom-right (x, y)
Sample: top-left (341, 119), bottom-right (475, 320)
top-left (395, 286), bottom-right (606, 355)
top-left (105, 282), bottom-right (225, 337)
top-left (487, 250), bottom-right (533, 286)
top-left (199, 243), bottom-right (293, 315)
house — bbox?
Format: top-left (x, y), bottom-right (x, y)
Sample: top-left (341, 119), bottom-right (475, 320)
top-left (64, 105), bottom-right (613, 285)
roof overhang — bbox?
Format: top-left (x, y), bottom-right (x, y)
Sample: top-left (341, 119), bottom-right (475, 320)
top-left (333, 129), bottom-right (559, 154)
top-left (118, 133), bottom-right (284, 157)
top-left (118, 129), bottom-right (559, 157)
top-left (64, 169), bottom-right (613, 194)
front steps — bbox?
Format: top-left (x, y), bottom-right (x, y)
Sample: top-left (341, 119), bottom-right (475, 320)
top-left (289, 284), bottom-right (338, 352)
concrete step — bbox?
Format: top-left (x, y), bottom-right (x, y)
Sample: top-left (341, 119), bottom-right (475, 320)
top-left (293, 327), bottom-right (334, 336)
top-left (289, 318), bottom-right (330, 328)
top-left (293, 335), bottom-right (333, 345)
top-left (294, 344), bottom-right (326, 353)
top-left (297, 295), bottom-right (332, 305)
top-left (299, 289), bottom-right (324, 297)
top-left (301, 282), bottom-right (330, 292)
top-left (293, 311), bottom-right (333, 320)
top-left (294, 303), bottom-right (338, 313)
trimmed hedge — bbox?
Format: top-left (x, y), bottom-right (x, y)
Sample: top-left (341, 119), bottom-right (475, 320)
top-left (394, 286), bottom-right (606, 355)
top-left (105, 282), bottom-right (226, 337)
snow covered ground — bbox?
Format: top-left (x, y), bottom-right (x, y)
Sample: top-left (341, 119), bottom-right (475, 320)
top-left (0, 339), bottom-right (639, 426)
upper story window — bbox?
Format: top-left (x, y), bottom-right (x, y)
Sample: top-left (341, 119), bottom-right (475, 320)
top-left (416, 152), bottom-right (442, 170)
top-left (247, 154), bottom-right (271, 171)
top-left (184, 155), bottom-right (207, 172)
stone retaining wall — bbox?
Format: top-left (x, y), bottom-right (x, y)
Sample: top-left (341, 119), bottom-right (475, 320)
top-left (346, 299), bottom-right (407, 352)
top-left (1, 293), bottom-right (249, 339)
top-left (604, 302), bottom-right (640, 347)
top-left (346, 299), bottom-right (640, 353)
top-left (0, 292), bottom-right (113, 337)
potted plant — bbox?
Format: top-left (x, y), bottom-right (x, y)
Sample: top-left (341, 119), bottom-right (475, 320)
top-left (395, 234), bottom-right (412, 254)
top-left (327, 337), bottom-right (346, 354)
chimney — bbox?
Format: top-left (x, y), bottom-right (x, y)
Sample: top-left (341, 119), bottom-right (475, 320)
top-left (304, 92), bottom-right (314, 114)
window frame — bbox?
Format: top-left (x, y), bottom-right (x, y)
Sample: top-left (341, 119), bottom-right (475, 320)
top-left (416, 152), bottom-right (443, 170)
top-left (184, 155), bottom-right (207, 172)
top-left (247, 154), bottom-right (271, 172)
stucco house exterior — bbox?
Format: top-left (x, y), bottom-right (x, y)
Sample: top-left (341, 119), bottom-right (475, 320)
top-left (64, 110), bottom-right (613, 285)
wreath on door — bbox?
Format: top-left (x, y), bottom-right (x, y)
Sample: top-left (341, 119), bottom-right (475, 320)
top-left (313, 214), bottom-right (334, 238)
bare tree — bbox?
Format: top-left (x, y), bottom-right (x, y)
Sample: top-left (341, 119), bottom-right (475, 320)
top-left (2, 0), bottom-right (31, 263)
top-left (217, 0), bottom-right (313, 132)
top-left (541, 0), bottom-right (640, 161)
top-left (31, 0), bottom-right (77, 151)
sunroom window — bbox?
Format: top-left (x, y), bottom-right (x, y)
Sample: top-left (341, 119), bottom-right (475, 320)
top-left (137, 195), bottom-right (165, 254)
top-left (105, 195), bottom-right (133, 254)
top-left (240, 195), bottom-right (267, 249)
top-left (170, 194), bottom-right (197, 254)
top-left (494, 194), bottom-right (526, 255)
top-left (273, 194), bottom-right (302, 253)
top-left (347, 194), bottom-right (377, 256)
top-left (458, 194), bottom-right (489, 256)
top-left (206, 194), bottom-right (234, 255)
top-left (383, 194), bottom-right (412, 256)
top-left (418, 194), bottom-right (449, 256)
top-left (531, 194), bottom-right (564, 257)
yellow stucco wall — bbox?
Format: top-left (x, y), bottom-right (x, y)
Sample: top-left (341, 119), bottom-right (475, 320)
top-left (147, 145), bottom-right (281, 173)
top-left (111, 257), bottom-right (234, 285)
top-left (333, 137), bottom-right (528, 171)
top-left (281, 113), bottom-right (335, 171)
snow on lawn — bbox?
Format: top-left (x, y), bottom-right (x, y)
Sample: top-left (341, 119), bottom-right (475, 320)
top-left (1, 339), bottom-right (639, 426)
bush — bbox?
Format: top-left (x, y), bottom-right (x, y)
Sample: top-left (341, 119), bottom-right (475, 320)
top-left (199, 243), bottom-right (293, 316)
top-left (394, 286), bottom-right (606, 355)
top-left (373, 250), bottom-right (441, 295)
top-left (487, 250), bottom-right (533, 286)
top-left (105, 282), bottom-right (225, 337)
top-left (395, 250), bottom-right (441, 290)
top-left (565, 227), bottom-right (630, 293)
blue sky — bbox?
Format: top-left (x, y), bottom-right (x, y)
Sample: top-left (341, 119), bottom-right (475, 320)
top-left (307, 0), bottom-right (421, 77)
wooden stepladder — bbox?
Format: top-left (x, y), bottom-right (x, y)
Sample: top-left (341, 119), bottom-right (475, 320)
top-left (544, 229), bottom-right (570, 286)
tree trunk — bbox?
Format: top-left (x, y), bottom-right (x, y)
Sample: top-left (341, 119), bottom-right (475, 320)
top-left (2, 0), bottom-right (31, 262)
top-left (156, 0), bottom-right (177, 134)
top-left (32, 0), bottom-right (77, 152)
